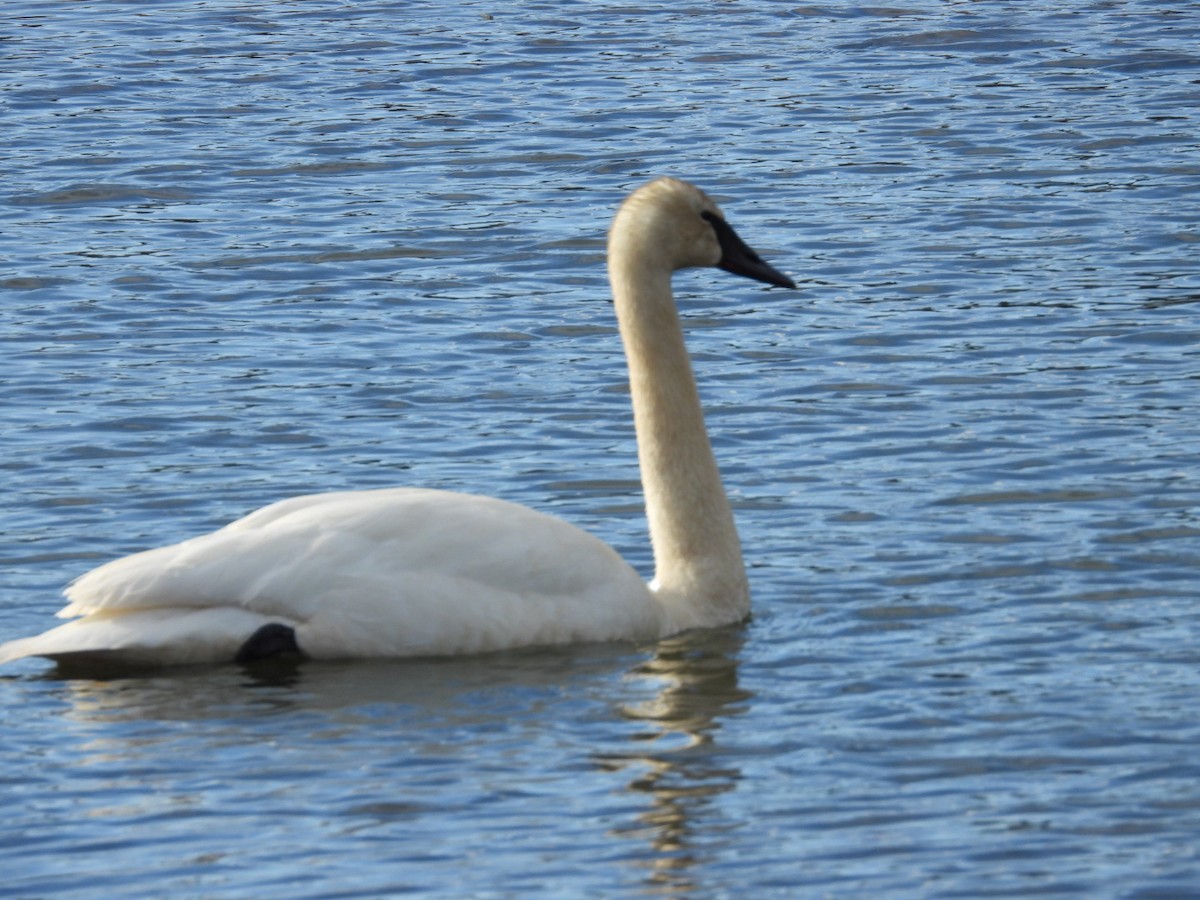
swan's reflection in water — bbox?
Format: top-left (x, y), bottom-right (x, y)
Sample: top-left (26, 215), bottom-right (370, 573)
top-left (46, 632), bottom-right (749, 896)
top-left (602, 627), bottom-right (751, 895)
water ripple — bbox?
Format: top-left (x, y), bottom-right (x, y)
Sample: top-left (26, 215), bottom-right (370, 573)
top-left (3, 0), bottom-right (1200, 896)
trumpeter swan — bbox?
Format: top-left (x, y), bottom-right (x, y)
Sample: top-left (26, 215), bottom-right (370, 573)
top-left (0, 177), bottom-right (794, 670)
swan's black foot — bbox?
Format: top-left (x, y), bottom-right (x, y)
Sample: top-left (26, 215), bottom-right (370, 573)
top-left (235, 623), bottom-right (302, 664)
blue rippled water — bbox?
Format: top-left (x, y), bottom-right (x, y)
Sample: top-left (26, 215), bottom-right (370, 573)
top-left (3, 2), bottom-right (1199, 897)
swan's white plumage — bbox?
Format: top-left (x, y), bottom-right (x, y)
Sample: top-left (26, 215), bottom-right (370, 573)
top-left (0, 177), bottom-right (792, 670)
top-left (13, 490), bottom-right (658, 664)
top-left (0, 608), bottom-right (288, 670)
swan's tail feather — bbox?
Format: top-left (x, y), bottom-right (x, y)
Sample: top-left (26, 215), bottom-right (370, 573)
top-left (0, 607), bottom-right (294, 671)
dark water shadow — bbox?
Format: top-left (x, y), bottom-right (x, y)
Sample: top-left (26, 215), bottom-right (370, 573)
top-left (30, 642), bottom-right (647, 724)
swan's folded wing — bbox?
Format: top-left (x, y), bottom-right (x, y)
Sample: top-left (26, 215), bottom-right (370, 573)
top-left (46, 487), bottom-right (659, 660)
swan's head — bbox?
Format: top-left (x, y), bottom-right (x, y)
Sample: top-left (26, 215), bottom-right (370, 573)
top-left (609, 177), bottom-right (795, 289)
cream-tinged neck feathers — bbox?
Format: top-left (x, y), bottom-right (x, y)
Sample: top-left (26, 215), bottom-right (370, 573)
top-left (608, 177), bottom-right (793, 629)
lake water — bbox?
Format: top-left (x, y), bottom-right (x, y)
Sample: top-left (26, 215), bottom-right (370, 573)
top-left (3, 1), bottom-right (1199, 896)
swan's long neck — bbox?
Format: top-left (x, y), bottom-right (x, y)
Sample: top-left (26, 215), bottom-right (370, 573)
top-left (609, 242), bottom-right (749, 630)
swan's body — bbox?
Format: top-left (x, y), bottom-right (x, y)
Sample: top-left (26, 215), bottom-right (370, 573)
top-left (0, 177), bottom-right (793, 670)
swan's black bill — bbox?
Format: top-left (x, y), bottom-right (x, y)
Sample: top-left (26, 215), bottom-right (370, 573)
top-left (703, 211), bottom-right (795, 289)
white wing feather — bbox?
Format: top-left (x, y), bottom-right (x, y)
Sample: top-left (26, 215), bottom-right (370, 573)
top-left (1, 488), bottom-right (659, 666)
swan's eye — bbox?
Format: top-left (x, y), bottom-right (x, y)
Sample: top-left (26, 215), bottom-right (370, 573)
top-left (701, 210), bottom-right (732, 245)
top-left (701, 210), bottom-right (744, 255)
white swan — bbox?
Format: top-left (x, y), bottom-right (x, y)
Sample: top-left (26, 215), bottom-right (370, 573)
top-left (0, 177), bottom-right (794, 670)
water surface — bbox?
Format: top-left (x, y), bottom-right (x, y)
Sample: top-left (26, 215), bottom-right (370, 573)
top-left (3, 2), bottom-right (1199, 896)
